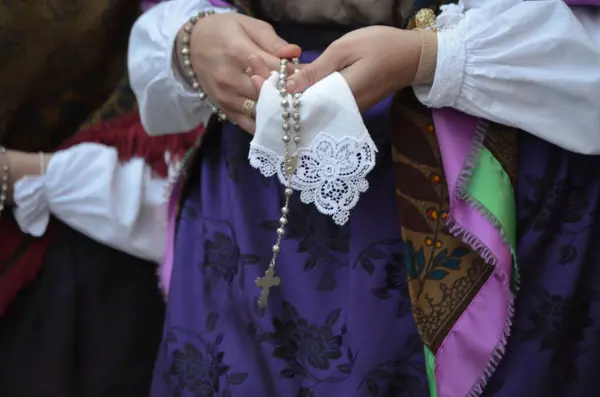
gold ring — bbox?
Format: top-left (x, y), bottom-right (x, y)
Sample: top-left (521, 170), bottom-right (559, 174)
top-left (242, 98), bottom-right (256, 119)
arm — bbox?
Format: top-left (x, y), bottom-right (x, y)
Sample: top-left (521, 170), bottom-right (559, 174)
top-left (11, 144), bottom-right (168, 263)
top-left (128, 0), bottom-right (235, 136)
top-left (414, 1), bottom-right (600, 154)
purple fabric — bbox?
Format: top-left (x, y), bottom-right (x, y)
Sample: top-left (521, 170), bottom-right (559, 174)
top-left (153, 66), bottom-right (435, 395)
top-left (161, 179), bottom-right (181, 297)
top-left (208, 0), bottom-right (233, 6)
top-left (565, 0), bottom-right (600, 4)
top-left (155, 50), bottom-right (600, 397)
top-left (155, 115), bottom-right (600, 397)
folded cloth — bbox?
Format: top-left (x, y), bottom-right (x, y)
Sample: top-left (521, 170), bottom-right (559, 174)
top-left (249, 71), bottom-right (377, 225)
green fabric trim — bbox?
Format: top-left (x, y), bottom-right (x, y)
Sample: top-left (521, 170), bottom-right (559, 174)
top-left (424, 346), bottom-right (438, 397)
top-left (467, 148), bottom-right (516, 247)
top-left (466, 147), bottom-right (519, 292)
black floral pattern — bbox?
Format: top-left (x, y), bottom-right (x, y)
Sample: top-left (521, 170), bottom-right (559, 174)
top-left (355, 240), bottom-right (412, 318)
top-left (198, 219), bottom-right (261, 294)
top-left (166, 313), bottom-right (249, 397)
top-left (358, 335), bottom-right (426, 397)
top-left (257, 301), bottom-right (356, 394)
top-left (513, 287), bottom-right (600, 383)
top-left (261, 203), bottom-right (350, 293)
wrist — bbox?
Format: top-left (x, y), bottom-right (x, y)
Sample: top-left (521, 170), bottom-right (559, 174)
top-left (5, 151), bottom-right (52, 205)
top-left (391, 29), bottom-right (423, 91)
top-left (174, 10), bottom-right (215, 87)
top-left (412, 29), bottom-right (438, 85)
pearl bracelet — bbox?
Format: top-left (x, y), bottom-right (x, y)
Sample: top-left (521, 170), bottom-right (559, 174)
top-left (180, 9), bottom-right (226, 122)
top-left (0, 146), bottom-right (9, 218)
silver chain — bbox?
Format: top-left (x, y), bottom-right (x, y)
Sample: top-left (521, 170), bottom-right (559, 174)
top-left (255, 58), bottom-right (302, 308)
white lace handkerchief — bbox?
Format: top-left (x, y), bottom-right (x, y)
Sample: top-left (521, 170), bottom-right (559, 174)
top-left (249, 71), bottom-right (377, 225)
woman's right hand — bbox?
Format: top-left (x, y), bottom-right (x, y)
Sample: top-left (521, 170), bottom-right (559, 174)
top-left (181, 13), bottom-right (301, 133)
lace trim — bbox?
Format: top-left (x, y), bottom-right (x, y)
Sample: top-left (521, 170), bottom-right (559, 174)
top-left (249, 131), bottom-right (377, 225)
top-left (418, 9), bottom-right (468, 108)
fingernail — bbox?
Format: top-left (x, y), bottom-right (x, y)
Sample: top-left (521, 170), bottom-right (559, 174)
top-left (245, 67), bottom-right (253, 75)
top-left (286, 80), bottom-right (297, 93)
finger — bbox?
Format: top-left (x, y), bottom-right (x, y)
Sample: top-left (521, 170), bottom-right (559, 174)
top-left (213, 71), bottom-right (258, 113)
top-left (225, 94), bottom-right (259, 120)
top-left (286, 48), bottom-right (346, 94)
top-left (250, 75), bottom-right (266, 98)
top-left (248, 54), bottom-right (270, 79)
top-left (256, 51), bottom-right (294, 72)
top-left (272, 43), bottom-right (302, 60)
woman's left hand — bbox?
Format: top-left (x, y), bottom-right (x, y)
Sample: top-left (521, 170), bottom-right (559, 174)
top-left (249, 26), bottom-right (423, 112)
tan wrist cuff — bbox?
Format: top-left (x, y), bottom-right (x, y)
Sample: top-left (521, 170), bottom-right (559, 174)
top-left (413, 29), bottom-right (438, 85)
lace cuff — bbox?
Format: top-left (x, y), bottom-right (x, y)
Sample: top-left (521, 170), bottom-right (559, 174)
top-left (413, 20), bottom-right (467, 108)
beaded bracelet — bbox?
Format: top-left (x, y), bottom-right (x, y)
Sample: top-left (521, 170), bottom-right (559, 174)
top-left (179, 9), bottom-right (227, 122)
top-left (0, 146), bottom-right (9, 218)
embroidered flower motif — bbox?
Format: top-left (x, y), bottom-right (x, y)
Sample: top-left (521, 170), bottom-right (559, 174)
top-left (290, 133), bottom-right (377, 226)
top-left (170, 343), bottom-right (223, 396)
top-left (249, 132), bottom-right (376, 226)
top-left (166, 316), bottom-right (249, 396)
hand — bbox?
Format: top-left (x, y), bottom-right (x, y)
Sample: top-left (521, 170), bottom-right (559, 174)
top-left (182, 13), bottom-right (301, 132)
top-left (278, 27), bottom-right (422, 112)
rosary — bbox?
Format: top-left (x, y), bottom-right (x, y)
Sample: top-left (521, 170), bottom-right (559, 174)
top-left (255, 58), bottom-right (302, 308)
top-left (181, 11), bottom-right (302, 308)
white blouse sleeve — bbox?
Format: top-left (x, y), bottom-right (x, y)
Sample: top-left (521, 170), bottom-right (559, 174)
top-left (128, 0), bottom-right (235, 136)
top-left (12, 143), bottom-right (168, 263)
top-left (414, 0), bottom-right (600, 154)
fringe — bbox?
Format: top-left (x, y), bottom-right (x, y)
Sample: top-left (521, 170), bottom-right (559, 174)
top-left (444, 118), bottom-right (516, 397)
top-left (466, 293), bottom-right (516, 397)
top-left (446, 119), bottom-right (500, 268)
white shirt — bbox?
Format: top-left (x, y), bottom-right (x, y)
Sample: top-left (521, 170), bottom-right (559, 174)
top-left (13, 0), bottom-right (600, 261)
top-left (13, 144), bottom-right (173, 263)
top-left (130, 0), bottom-right (600, 154)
